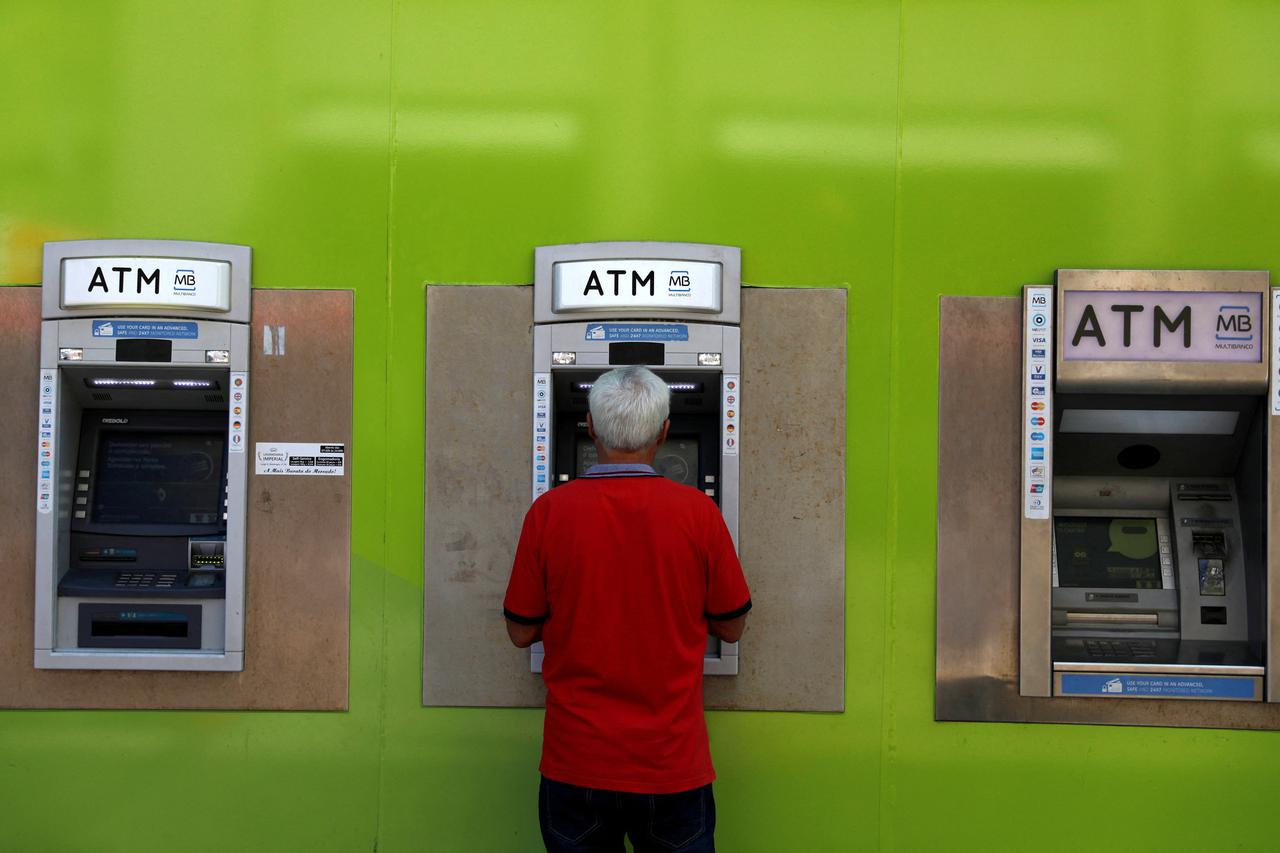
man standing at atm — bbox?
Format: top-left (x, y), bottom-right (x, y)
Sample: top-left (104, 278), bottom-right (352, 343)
top-left (504, 365), bottom-right (751, 853)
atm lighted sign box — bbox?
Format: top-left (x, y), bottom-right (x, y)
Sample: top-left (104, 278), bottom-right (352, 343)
top-left (533, 242), bottom-right (740, 325)
top-left (1062, 290), bottom-right (1263, 362)
top-left (552, 260), bottom-right (722, 313)
top-left (61, 257), bottom-right (232, 312)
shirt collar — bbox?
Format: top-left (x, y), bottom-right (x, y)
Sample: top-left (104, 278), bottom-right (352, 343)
top-left (581, 463), bottom-right (659, 478)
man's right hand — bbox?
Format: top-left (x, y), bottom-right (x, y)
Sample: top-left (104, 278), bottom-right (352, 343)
top-left (708, 614), bottom-right (747, 644)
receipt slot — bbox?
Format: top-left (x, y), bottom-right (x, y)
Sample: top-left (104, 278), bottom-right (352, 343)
top-left (1020, 269), bottom-right (1278, 702)
top-left (34, 240), bottom-right (250, 671)
top-left (530, 242), bottom-right (742, 675)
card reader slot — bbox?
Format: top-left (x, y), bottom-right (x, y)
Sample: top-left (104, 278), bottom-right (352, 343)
top-left (1066, 612), bottom-right (1159, 624)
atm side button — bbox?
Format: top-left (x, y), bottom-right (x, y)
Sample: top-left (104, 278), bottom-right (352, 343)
top-left (704, 475), bottom-right (716, 484)
top-left (78, 470), bottom-right (90, 478)
top-left (74, 510), bottom-right (85, 519)
top-left (76, 483), bottom-right (88, 492)
top-left (75, 497), bottom-right (87, 506)
top-left (704, 489), bottom-right (715, 497)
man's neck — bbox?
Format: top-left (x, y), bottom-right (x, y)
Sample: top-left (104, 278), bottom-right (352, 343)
top-left (595, 445), bottom-right (658, 466)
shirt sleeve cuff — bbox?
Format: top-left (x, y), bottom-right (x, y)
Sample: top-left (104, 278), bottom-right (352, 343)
top-left (503, 607), bottom-right (548, 625)
top-left (707, 599), bottom-right (752, 621)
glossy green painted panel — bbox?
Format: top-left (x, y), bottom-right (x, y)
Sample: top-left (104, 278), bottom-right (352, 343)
top-left (886, 2), bottom-right (1280, 852)
top-left (3, 0), bottom-right (1280, 851)
top-left (382, 1), bottom-right (897, 849)
top-left (0, 2), bottom-right (392, 851)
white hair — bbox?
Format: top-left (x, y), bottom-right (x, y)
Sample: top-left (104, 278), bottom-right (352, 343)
top-left (588, 366), bottom-right (670, 451)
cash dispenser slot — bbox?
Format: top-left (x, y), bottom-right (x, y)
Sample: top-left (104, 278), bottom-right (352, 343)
top-left (77, 603), bottom-right (202, 649)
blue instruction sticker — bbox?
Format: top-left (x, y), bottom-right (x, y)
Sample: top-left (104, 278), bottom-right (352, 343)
top-left (585, 323), bottom-right (689, 342)
top-left (1060, 673), bottom-right (1256, 699)
top-left (92, 320), bottom-right (199, 339)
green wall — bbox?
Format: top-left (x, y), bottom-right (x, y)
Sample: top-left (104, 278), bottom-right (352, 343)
top-left (2, 1), bottom-right (1278, 850)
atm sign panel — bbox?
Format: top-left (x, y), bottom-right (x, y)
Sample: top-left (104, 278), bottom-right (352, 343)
top-left (1062, 290), bottom-right (1263, 363)
top-left (61, 257), bottom-right (232, 312)
top-left (552, 260), bottom-right (721, 314)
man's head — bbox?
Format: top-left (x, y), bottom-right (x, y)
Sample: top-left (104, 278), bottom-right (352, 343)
top-left (587, 366), bottom-right (670, 457)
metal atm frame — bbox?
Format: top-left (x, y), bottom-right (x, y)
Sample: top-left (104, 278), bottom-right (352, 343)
top-left (35, 239), bottom-right (250, 671)
top-left (530, 241), bottom-right (742, 675)
top-left (1019, 269), bottom-right (1279, 703)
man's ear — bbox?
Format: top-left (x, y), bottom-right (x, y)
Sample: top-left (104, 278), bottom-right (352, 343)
top-left (587, 413), bottom-right (597, 442)
top-left (657, 419), bottom-right (670, 446)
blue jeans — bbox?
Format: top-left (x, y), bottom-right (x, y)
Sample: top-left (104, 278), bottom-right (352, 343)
top-left (539, 776), bottom-right (716, 853)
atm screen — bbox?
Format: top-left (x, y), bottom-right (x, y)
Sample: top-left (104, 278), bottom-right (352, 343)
top-left (574, 436), bottom-right (700, 488)
top-left (1054, 516), bottom-right (1163, 589)
top-left (654, 438), bottom-right (700, 487)
top-left (92, 431), bottom-right (226, 525)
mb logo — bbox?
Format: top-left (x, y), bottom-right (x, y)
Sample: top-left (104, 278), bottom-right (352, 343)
top-left (174, 269), bottom-right (197, 292)
top-left (668, 270), bottom-right (692, 296)
top-left (1215, 304), bottom-right (1254, 342)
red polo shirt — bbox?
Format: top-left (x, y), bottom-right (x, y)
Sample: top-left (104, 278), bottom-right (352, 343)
top-left (504, 465), bottom-right (751, 794)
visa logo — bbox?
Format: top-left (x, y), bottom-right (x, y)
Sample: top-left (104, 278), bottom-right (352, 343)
top-left (1031, 372), bottom-right (1045, 381)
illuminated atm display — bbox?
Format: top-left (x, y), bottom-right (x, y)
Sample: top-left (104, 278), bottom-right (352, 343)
top-left (1054, 517), bottom-right (1164, 590)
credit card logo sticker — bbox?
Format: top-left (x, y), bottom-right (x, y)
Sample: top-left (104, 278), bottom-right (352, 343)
top-left (1031, 448), bottom-right (1045, 460)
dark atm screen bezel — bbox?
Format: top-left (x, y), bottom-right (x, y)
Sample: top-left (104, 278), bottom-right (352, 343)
top-left (73, 410), bottom-right (229, 538)
top-left (551, 368), bottom-right (721, 498)
top-left (1053, 511), bottom-right (1168, 591)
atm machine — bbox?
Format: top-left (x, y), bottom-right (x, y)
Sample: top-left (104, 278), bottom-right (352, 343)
top-left (34, 240), bottom-right (250, 671)
top-left (1020, 269), bottom-right (1278, 702)
top-left (530, 242), bottom-right (742, 675)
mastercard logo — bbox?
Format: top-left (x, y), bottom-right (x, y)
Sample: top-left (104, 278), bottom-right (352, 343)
top-left (1031, 402), bottom-right (1045, 411)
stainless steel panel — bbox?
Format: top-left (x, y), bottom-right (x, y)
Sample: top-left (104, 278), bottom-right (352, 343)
top-left (0, 287), bottom-right (351, 707)
top-left (425, 285), bottom-right (845, 711)
top-left (937, 295), bottom-right (1280, 729)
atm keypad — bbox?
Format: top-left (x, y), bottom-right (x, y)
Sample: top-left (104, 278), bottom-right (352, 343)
top-left (114, 572), bottom-right (178, 590)
top-left (1083, 639), bottom-right (1157, 660)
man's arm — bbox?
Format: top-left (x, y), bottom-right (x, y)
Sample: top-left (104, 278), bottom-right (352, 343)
top-left (708, 613), bottom-right (748, 644)
top-left (505, 618), bottom-right (543, 648)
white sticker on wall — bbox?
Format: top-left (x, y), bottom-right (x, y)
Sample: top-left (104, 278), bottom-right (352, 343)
top-left (1271, 290), bottom-right (1280, 416)
top-left (533, 372), bottom-right (551, 501)
top-left (229, 372), bottom-right (247, 453)
top-left (722, 375), bottom-right (739, 456)
top-left (37, 369), bottom-right (56, 514)
top-left (255, 443), bottom-right (345, 476)
top-left (1023, 287), bottom-right (1053, 520)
